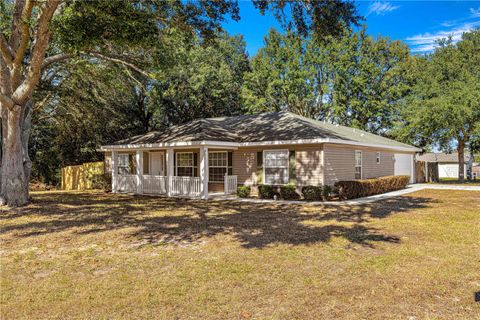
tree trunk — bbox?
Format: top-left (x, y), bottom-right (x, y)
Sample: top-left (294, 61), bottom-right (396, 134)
top-left (0, 104), bottom-right (29, 206)
top-left (22, 99), bottom-right (33, 198)
top-left (458, 139), bottom-right (465, 183)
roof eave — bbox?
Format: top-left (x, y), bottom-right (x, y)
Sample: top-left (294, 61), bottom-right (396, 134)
top-left (100, 140), bottom-right (240, 151)
top-left (101, 138), bottom-right (421, 153)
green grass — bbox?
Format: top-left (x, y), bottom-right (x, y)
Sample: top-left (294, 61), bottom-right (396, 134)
top-left (1, 190), bottom-right (480, 319)
top-left (433, 178), bottom-right (480, 186)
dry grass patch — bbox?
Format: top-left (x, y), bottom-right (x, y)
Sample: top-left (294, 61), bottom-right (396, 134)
top-left (1, 189), bottom-right (479, 319)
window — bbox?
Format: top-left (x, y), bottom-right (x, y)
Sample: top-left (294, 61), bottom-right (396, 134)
top-left (355, 150), bottom-right (362, 179)
top-left (118, 154), bottom-right (131, 174)
top-left (264, 150), bottom-right (289, 185)
top-left (176, 152), bottom-right (194, 176)
top-left (376, 152), bottom-right (381, 164)
top-left (209, 151), bottom-right (228, 182)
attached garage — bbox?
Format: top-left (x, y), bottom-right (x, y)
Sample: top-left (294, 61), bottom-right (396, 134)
top-left (394, 153), bottom-right (415, 184)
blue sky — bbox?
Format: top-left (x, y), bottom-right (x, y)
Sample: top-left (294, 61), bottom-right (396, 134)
top-left (222, 1), bottom-right (480, 56)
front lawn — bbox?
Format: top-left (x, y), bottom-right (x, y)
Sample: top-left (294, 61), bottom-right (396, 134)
top-left (1, 190), bottom-right (479, 319)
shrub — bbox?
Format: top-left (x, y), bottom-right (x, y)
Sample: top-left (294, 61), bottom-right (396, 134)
top-left (301, 186), bottom-right (323, 201)
top-left (237, 186), bottom-right (251, 198)
top-left (335, 175), bottom-right (410, 200)
top-left (91, 174), bottom-right (112, 191)
top-left (280, 184), bottom-right (300, 200)
top-left (258, 184), bottom-right (275, 199)
top-left (322, 185), bottom-right (332, 201)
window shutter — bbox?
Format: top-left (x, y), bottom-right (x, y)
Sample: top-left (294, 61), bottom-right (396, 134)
top-left (289, 150), bottom-right (296, 185)
top-left (193, 152), bottom-right (198, 177)
top-left (228, 152), bottom-right (233, 175)
top-left (173, 153), bottom-right (176, 176)
top-left (143, 152), bottom-right (149, 175)
top-left (256, 151), bottom-right (263, 184)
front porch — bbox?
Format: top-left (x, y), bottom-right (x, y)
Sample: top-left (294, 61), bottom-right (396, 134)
top-left (110, 146), bottom-right (238, 199)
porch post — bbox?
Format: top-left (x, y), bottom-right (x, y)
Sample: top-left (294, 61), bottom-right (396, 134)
top-left (112, 150), bottom-right (118, 192)
top-left (166, 148), bottom-right (174, 196)
top-left (136, 150), bottom-right (143, 194)
top-left (200, 146), bottom-right (209, 199)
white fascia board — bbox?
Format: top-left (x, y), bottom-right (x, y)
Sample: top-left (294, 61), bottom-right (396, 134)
top-left (100, 140), bottom-right (239, 151)
top-left (323, 139), bottom-right (422, 153)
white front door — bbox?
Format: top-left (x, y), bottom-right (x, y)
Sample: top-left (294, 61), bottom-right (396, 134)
top-left (150, 152), bottom-right (165, 176)
top-left (394, 153), bottom-right (414, 183)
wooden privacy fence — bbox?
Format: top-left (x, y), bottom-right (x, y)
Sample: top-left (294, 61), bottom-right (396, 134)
top-left (61, 161), bottom-right (105, 190)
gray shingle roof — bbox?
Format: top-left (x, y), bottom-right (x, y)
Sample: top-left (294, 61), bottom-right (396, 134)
top-left (110, 111), bottom-right (418, 150)
top-left (416, 152), bottom-right (471, 163)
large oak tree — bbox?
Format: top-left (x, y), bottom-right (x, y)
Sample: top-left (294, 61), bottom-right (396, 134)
top-left (397, 30), bottom-right (480, 182)
top-left (0, 0), bottom-right (360, 207)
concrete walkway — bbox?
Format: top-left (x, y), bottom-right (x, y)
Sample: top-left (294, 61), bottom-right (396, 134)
top-left (214, 184), bottom-right (480, 206)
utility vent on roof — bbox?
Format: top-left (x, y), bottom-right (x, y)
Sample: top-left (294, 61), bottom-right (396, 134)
top-left (361, 133), bottom-right (364, 136)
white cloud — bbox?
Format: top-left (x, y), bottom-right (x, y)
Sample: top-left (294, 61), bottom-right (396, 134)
top-left (367, 1), bottom-right (400, 16)
top-left (406, 21), bottom-right (480, 53)
top-left (470, 7), bottom-right (480, 17)
top-left (406, 7), bottom-right (480, 53)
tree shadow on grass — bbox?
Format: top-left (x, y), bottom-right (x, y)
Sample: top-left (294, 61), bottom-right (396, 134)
top-left (1, 191), bottom-right (435, 249)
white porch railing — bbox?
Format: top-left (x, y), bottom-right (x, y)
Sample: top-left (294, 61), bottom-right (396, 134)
top-left (170, 176), bottom-right (201, 197)
top-left (117, 174), bottom-right (136, 193)
top-left (224, 175), bottom-right (237, 194)
top-left (143, 175), bottom-right (167, 194)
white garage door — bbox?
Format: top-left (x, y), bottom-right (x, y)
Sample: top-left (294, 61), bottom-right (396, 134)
top-left (394, 154), bottom-right (414, 183)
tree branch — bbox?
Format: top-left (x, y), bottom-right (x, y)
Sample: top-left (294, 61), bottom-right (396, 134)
top-left (41, 53), bottom-right (76, 70)
top-left (9, 0), bottom-right (26, 49)
top-left (11, 0), bottom-right (34, 88)
top-left (0, 33), bottom-right (14, 66)
top-left (12, 0), bottom-right (60, 106)
top-left (87, 51), bottom-right (151, 78)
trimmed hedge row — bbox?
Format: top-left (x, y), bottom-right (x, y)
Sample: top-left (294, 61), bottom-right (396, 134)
top-left (301, 186), bottom-right (322, 201)
top-left (236, 176), bottom-right (408, 201)
top-left (280, 184), bottom-right (300, 200)
top-left (237, 186), bottom-right (251, 198)
top-left (335, 175), bottom-right (410, 200)
top-left (243, 184), bottom-right (332, 201)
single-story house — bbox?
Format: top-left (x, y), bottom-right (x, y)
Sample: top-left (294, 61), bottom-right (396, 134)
top-left (101, 112), bottom-right (420, 199)
top-left (416, 152), bottom-right (472, 179)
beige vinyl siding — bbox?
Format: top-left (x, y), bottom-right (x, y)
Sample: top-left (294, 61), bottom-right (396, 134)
top-left (324, 144), bottom-right (400, 185)
top-left (233, 145), bottom-right (324, 186)
top-left (295, 147), bottom-right (323, 186)
top-left (104, 152), bottom-right (112, 173)
top-left (363, 150), bottom-right (394, 179)
top-left (323, 144), bottom-right (356, 186)
top-left (233, 149), bottom-right (257, 186)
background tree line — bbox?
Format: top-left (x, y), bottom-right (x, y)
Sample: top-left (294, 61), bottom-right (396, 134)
top-left (1, 0), bottom-right (477, 202)
top-left (31, 24), bottom-right (479, 185)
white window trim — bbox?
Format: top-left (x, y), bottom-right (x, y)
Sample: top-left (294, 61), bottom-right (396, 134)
top-left (175, 152), bottom-right (194, 177)
top-left (355, 150), bottom-right (362, 180)
top-left (263, 149), bottom-right (290, 185)
top-left (208, 151), bottom-right (228, 183)
top-left (117, 154), bottom-right (130, 174)
top-left (376, 152), bottom-right (381, 164)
